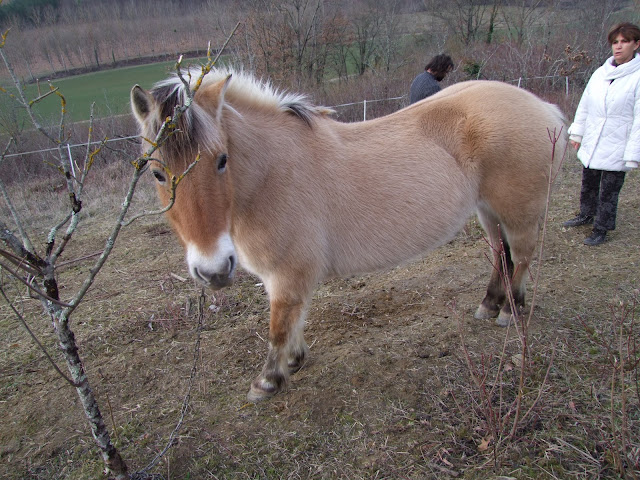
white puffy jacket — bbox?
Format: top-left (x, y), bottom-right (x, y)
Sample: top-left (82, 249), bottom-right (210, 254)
top-left (568, 53), bottom-right (640, 171)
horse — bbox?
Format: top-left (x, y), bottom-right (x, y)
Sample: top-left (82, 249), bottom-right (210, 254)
top-left (131, 67), bottom-right (566, 402)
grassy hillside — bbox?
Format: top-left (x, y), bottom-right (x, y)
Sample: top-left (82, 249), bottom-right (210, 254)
top-left (4, 57), bottom-right (210, 124)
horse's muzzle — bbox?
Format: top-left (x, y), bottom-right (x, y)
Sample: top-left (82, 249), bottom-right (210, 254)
top-left (207, 272), bottom-right (234, 290)
top-left (192, 255), bottom-right (236, 290)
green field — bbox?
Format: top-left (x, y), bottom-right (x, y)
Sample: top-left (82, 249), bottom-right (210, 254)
top-left (4, 57), bottom-right (212, 124)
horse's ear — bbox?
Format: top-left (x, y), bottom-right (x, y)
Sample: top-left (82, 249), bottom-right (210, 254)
top-left (214, 74), bottom-right (232, 123)
top-left (131, 85), bottom-right (154, 124)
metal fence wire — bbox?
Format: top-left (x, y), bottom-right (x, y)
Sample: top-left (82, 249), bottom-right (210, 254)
top-left (3, 71), bottom-right (587, 161)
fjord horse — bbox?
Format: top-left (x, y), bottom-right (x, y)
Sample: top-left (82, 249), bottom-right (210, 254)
top-left (131, 68), bottom-right (566, 401)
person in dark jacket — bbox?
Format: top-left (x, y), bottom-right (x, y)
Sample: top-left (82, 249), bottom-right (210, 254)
top-left (409, 54), bottom-right (454, 104)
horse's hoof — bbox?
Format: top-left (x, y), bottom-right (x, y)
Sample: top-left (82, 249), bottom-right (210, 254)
top-left (474, 304), bottom-right (500, 320)
top-left (287, 352), bottom-right (308, 374)
top-left (247, 377), bottom-right (279, 403)
top-left (495, 311), bottom-right (514, 327)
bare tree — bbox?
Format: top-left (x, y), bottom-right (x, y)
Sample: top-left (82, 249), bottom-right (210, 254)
top-left (1, 31), bottom-right (128, 476)
top-left (238, 0), bottom-right (333, 84)
top-left (574, 0), bottom-right (633, 59)
top-left (500, 0), bottom-right (556, 47)
top-left (0, 23), bottom-right (237, 478)
top-left (325, 11), bottom-right (352, 80)
top-left (426, 0), bottom-right (492, 45)
top-left (486, 0), bottom-right (502, 44)
top-left (242, 0), bottom-right (291, 79)
top-left (280, 0), bottom-right (325, 81)
top-left (377, 0), bottom-right (404, 72)
top-left (348, 5), bottom-right (382, 75)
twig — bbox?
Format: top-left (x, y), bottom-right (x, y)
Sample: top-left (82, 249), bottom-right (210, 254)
top-left (0, 259), bottom-right (72, 307)
top-left (28, 86), bottom-right (61, 105)
top-left (552, 436), bottom-right (601, 466)
top-left (0, 139), bottom-right (35, 253)
top-left (122, 154), bottom-right (200, 227)
top-left (98, 368), bottom-right (119, 443)
top-left (49, 105), bottom-right (109, 264)
top-left (527, 127), bottom-right (568, 328)
top-left (56, 251), bottom-right (103, 269)
top-left (170, 273), bottom-right (187, 283)
top-left (0, 247), bottom-right (42, 275)
top-left (138, 289), bottom-right (206, 475)
top-left (0, 46), bottom-right (57, 143)
top-left (517, 338), bottom-right (558, 426)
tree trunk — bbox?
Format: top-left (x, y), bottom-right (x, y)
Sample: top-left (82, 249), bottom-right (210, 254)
top-left (79, 47), bottom-right (88, 68)
top-left (53, 312), bottom-right (129, 479)
top-left (24, 59), bottom-right (35, 82)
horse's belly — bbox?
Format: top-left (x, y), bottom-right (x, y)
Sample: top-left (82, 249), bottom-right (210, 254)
top-left (327, 193), bottom-right (478, 277)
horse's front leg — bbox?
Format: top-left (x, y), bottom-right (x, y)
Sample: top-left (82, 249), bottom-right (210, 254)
top-left (247, 298), bottom-right (309, 402)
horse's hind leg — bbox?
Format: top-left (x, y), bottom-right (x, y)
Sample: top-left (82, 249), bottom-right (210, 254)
top-left (474, 207), bottom-right (510, 320)
top-left (495, 227), bottom-right (537, 326)
top-left (247, 294), bottom-right (310, 402)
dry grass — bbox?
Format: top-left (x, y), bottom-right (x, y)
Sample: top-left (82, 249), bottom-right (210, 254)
top-left (1, 116), bottom-right (639, 480)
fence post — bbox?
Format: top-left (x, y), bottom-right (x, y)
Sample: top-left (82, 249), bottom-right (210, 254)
top-left (67, 144), bottom-right (75, 178)
top-left (363, 99), bottom-right (367, 121)
top-left (566, 76), bottom-right (569, 97)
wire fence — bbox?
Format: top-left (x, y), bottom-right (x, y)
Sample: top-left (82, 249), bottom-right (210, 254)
top-left (1, 97), bottom-right (409, 161)
top-left (2, 71), bottom-right (585, 162)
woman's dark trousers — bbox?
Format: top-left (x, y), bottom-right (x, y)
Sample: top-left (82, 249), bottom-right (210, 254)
top-left (580, 167), bottom-right (626, 231)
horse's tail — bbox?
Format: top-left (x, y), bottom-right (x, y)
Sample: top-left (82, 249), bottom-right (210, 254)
top-left (544, 101), bottom-right (569, 180)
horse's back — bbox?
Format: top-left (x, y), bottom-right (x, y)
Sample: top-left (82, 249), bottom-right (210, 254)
top-left (407, 80), bottom-right (566, 233)
top-left (411, 80), bottom-right (566, 177)
top-left (415, 80), bottom-right (565, 135)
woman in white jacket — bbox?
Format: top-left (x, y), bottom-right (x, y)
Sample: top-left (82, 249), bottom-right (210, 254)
top-left (564, 22), bottom-right (640, 246)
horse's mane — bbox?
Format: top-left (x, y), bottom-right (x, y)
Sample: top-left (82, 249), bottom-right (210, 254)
top-left (143, 67), bottom-right (333, 161)
top-left (151, 66), bottom-right (333, 128)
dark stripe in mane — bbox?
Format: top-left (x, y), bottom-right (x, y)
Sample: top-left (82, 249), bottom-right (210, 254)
top-left (152, 84), bottom-right (183, 125)
top-left (146, 67), bottom-right (334, 163)
top-left (284, 101), bottom-right (315, 127)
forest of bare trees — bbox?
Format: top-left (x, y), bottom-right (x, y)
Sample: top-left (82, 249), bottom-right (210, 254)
top-left (0, 0), bottom-right (637, 89)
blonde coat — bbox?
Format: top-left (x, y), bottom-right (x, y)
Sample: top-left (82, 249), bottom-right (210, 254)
top-left (132, 69), bottom-right (567, 401)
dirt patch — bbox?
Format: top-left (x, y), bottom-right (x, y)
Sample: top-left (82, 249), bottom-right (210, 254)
top-left (1, 159), bottom-right (639, 479)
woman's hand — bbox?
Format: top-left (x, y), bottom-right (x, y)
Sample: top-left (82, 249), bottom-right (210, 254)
top-left (570, 140), bottom-right (581, 150)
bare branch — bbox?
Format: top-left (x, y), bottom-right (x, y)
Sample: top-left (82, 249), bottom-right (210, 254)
top-left (0, 260), bottom-right (72, 307)
top-left (138, 290), bottom-right (206, 475)
top-left (28, 86), bottom-right (61, 106)
top-left (0, 46), bottom-right (57, 144)
top-left (0, 247), bottom-right (41, 276)
top-left (50, 108), bottom-right (108, 265)
top-left (0, 285), bottom-right (79, 387)
top-left (122, 153), bottom-right (201, 227)
top-left (0, 139), bottom-right (36, 253)
top-left (0, 219), bottom-right (45, 270)
top-left (526, 127), bottom-right (568, 328)
top-left (46, 212), bottom-right (72, 257)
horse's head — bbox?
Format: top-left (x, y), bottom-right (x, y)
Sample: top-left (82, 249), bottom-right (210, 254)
top-left (130, 74), bottom-right (237, 290)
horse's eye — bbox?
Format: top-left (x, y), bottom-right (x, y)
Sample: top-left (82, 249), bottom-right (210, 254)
top-left (217, 153), bottom-right (228, 172)
top-left (151, 169), bottom-right (166, 183)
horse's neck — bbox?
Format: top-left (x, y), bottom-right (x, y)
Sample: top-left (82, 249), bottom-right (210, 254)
top-left (224, 106), bottom-right (318, 206)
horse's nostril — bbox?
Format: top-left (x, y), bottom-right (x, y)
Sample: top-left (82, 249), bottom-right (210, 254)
top-left (228, 255), bottom-right (236, 273)
top-left (194, 268), bottom-right (211, 284)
